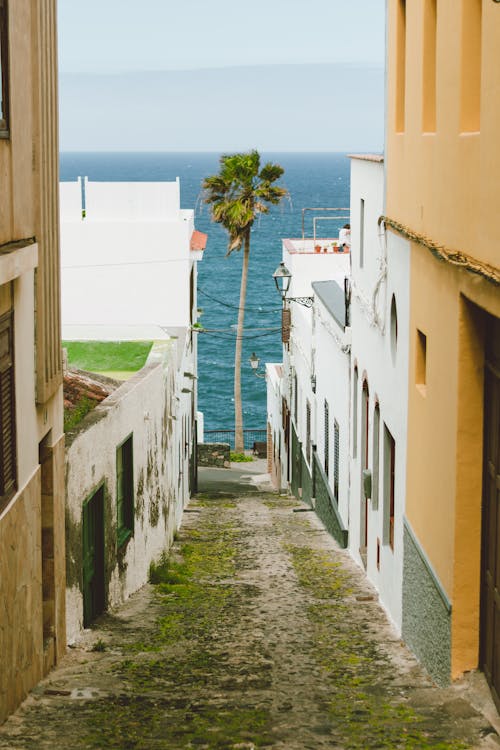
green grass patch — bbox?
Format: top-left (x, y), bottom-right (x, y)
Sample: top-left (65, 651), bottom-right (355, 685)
top-left (63, 340), bottom-right (153, 374)
top-left (64, 396), bottom-right (97, 431)
top-left (230, 451), bottom-right (253, 462)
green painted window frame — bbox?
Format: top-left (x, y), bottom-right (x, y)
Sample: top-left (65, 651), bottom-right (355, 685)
top-left (116, 433), bottom-right (134, 548)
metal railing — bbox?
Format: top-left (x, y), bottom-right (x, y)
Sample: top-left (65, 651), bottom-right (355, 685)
top-left (203, 429), bottom-right (267, 450)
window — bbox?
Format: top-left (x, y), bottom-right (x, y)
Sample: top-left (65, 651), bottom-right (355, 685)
top-left (306, 400), bottom-right (311, 465)
top-left (460, 0), bottom-right (482, 132)
top-left (416, 329), bottom-right (427, 392)
top-left (117, 435), bottom-right (134, 547)
top-left (334, 420), bottom-right (340, 503)
top-left (362, 381), bottom-right (369, 472)
top-left (361, 381), bottom-right (370, 549)
top-left (293, 372), bottom-right (298, 425)
top-left (390, 295), bottom-right (398, 363)
top-left (359, 199), bottom-right (365, 268)
top-left (383, 426), bottom-right (396, 550)
top-left (422, 0), bottom-right (437, 132)
top-left (0, 0), bottom-right (8, 134)
top-left (0, 309), bottom-right (16, 508)
top-left (324, 400), bottom-right (329, 477)
top-left (372, 403), bottom-right (380, 509)
top-left (353, 366), bottom-right (358, 458)
top-left (396, 0), bottom-right (407, 132)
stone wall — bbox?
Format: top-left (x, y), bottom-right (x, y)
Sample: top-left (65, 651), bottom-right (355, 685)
top-left (198, 443), bottom-right (230, 468)
top-left (402, 520), bottom-right (451, 686)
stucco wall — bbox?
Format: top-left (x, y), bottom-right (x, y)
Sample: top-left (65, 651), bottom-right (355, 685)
top-left (349, 158), bottom-right (409, 631)
top-left (65, 341), bottom-right (193, 643)
top-left (0, 471), bottom-right (43, 723)
top-left (60, 180), bottom-right (195, 330)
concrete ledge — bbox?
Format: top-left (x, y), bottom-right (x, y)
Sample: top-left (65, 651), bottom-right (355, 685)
top-left (0, 240), bottom-right (38, 285)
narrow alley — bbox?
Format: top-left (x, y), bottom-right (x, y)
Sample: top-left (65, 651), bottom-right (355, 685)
top-left (0, 480), bottom-right (498, 750)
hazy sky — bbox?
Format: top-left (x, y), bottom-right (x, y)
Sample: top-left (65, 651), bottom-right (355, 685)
top-left (58, 1), bottom-right (386, 151)
top-left (58, 0), bottom-right (385, 73)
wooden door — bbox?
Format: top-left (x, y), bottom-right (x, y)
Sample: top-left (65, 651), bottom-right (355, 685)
top-left (82, 487), bottom-right (105, 627)
top-left (481, 317), bottom-right (500, 710)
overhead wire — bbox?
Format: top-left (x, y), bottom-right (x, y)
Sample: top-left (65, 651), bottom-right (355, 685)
top-left (198, 287), bottom-right (281, 314)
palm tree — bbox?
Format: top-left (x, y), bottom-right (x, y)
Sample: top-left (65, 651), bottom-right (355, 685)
top-left (203, 150), bottom-right (287, 453)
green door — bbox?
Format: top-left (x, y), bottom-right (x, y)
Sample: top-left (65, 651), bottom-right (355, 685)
top-left (82, 486), bottom-right (105, 627)
top-left (291, 424), bottom-right (302, 500)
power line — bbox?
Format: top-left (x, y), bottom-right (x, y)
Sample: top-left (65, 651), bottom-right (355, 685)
top-left (198, 287), bottom-right (281, 314)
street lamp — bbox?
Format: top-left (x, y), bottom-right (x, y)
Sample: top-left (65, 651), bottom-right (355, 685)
top-left (249, 352), bottom-right (266, 379)
top-left (272, 262), bottom-right (292, 300)
top-left (272, 261), bottom-right (313, 308)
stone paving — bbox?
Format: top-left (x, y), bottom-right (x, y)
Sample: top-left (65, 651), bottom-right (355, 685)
top-left (1, 487), bottom-right (499, 749)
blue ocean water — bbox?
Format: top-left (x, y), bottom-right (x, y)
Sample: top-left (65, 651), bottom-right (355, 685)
top-left (60, 152), bottom-right (350, 431)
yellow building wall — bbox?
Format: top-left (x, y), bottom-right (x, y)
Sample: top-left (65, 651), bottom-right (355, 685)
top-left (0, 472), bottom-right (43, 724)
top-left (0, 0), bottom-right (65, 721)
top-left (386, 0), bottom-right (500, 678)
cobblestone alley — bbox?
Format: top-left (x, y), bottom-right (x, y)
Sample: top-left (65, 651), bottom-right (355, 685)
top-left (1, 487), bottom-right (499, 749)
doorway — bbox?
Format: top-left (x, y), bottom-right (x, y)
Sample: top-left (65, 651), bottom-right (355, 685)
top-left (82, 485), bottom-right (105, 627)
top-left (480, 314), bottom-right (500, 709)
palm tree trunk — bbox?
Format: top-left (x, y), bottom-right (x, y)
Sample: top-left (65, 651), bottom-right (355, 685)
top-left (234, 231), bottom-right (250, 453)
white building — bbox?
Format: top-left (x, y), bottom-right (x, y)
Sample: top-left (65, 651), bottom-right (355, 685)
top-left (267, 156), bottom-right (410, 630)
top-left (59, 180), bottom-right (205, 639)
top-left (267, 236), bottom-right (351, 547)
top-left (348, 155), bottom-right (409, 629)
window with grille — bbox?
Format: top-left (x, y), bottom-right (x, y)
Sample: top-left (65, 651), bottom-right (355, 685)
top-left (334, 420), bottom-right (339, 503)
top-left (324, 400), bottom-right (329, 477)
top-left (117, 435), bottom-right (134, 547)
top-left (0, 0), bottom-right (9, 134)
top-left (306, 400), bottom-right (311, 465)
top-left (0, 310), bottom-right (16, 508)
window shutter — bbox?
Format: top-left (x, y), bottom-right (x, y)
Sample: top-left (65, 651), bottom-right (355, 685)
top-left (0, 311), bottom-right (16, 503)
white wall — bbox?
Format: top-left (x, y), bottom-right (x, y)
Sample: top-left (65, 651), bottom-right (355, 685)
top-left (266, 363), bottom-right (287, 490)
top-left (349, 157), bottom-right (410, 630)
top-left (60, 180), bottom-right (196, 329)
top-left (313, 296), bottom-right (351, 527)
top-left (65, 339), bottom-right (195, 642)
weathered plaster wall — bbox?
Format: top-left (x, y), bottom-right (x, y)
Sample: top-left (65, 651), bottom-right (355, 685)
top-left (0, 471), bottom-right (43, 723)
top-left (65, 341), bottom-right (192, 643)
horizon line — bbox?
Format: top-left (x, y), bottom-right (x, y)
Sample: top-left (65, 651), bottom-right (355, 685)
top-left (59, 60), bottom-right (385, 76)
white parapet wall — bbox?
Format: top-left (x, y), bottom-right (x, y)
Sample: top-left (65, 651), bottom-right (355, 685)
top-left (60, 179), bottom-right (196, 330)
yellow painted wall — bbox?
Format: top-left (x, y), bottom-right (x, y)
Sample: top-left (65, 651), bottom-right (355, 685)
top-left (386, 0), bottom-right (500, 678)
top-left (0, 472), bottom-right (43, 724)
top-left (0, 0), bottom-right (65, 721)
top-left (387, 0), bottom-right (500, 267)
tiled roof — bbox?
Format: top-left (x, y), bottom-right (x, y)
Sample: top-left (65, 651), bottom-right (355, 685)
top-left (190, 230), bottom-right (208, 252)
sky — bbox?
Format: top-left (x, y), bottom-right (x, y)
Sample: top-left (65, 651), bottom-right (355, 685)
top-left (57, 0), bottom-right (386, 151)
top-left (58, 0), bottom-right (385, 73)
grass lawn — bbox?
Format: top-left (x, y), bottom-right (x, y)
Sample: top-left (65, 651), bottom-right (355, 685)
top-left (63, 341), bottom-right (153, 378)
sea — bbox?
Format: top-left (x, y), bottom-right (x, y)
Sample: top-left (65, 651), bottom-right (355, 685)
top-left (60, 152), bottom-right (351, 432)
